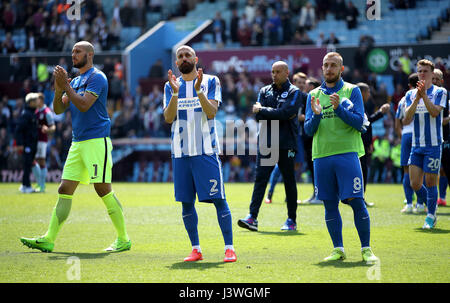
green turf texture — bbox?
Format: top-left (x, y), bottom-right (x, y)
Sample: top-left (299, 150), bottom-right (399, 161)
top-left (1, 182), bottom-right (449, 283)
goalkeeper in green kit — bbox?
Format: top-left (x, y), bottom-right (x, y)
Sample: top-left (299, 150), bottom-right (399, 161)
top-left (304, 52), bottom-right (378, 263)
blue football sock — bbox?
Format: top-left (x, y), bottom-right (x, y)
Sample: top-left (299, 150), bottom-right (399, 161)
top-left (181, 202), bottom-right (199, 246)
top-left (40, 166), bottom-right (47, 191)
top-left (415, 185), bottom-right (428, 205)
top-left (323, 199), bottom-right (343, 248)
top-left (439, 176), bottom-right (447, 200)
top-left (213, 199), bottom-right (233, 246)
top-left (31, 163), bottom-right (41, 186)
top-left (426, 185), bottom-right (438, 216)
top-left (403, 173), bottom-right (414, 205)
top-left (346, 198), bottom-right (371, 248)
top-left (268, 165), bottom-right (281, 195)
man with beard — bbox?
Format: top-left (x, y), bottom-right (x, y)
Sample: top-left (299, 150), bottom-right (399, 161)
top-left (163, 45), bottom-right (236, 262)
top-left (20, 41), bottom-right (131, 253)
top-left (304, 52), bottom-right (378, 263)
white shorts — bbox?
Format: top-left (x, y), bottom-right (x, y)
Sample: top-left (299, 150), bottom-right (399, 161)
top-left (35, 141), bottom-right (48, 159)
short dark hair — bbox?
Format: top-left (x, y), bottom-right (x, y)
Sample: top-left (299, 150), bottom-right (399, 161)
top-left (356, 82), bottom-right (370, 92)
top-left (307, 77), bottom-right (320, 89)
top-left (408, 73), bottom-right (419, 88)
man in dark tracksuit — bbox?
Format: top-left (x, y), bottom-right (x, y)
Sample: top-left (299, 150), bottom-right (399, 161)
top-left (15, 93), bottom-right (39, 193)
top-left (238, 61), bottom-right (303, 231)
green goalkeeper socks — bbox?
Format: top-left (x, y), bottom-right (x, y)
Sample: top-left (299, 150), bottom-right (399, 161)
top-left (44, 194), bottom-right (73, 243)
top-left (101, 191), bottom-right (129, 242)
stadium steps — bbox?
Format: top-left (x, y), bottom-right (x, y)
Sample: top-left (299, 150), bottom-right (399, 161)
top-left (428, 21), bottom-right (450, 42)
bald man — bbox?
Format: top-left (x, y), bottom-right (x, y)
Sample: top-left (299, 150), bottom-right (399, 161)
top-left (238, 60), bottom-right (304, 232)
top-left (20, 41), bottom-right (131, 253)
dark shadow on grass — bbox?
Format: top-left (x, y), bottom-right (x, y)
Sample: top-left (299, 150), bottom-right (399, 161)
top-left (168, 261), bottom-right (224, 271)
top-left (296, 203), bottom-right (323, 207)
top-left (436, 212), bottom-right (450, 216)
top-left (314, 260), bottom-right (371, 268)
top-left (414, 227), bottom-right (450, 234)
top-left (257, 230), bottom-right (306, 236)
top-left (47, 251), bottom-right (112, 260)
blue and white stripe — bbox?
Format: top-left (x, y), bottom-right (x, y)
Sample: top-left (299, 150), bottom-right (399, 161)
top-left (405, 85), bottom-right (447, 147)
top-left (395, 96), bottom-right (413, 135)
top-left (163, 74), bottom-right (222, 158)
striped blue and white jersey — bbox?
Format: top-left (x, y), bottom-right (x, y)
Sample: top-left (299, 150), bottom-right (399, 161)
top-left (395, 96), bottom-right (413, 135)
top-left (163, 74), bottom-right (222, 158)
top-left (405, 84), bottom-right (447, 147)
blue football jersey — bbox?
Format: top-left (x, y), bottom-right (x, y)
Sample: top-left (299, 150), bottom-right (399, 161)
top-left (68, 67), bottom-right (110, 142)
top-left (405, 85), bottom-right (447, 147)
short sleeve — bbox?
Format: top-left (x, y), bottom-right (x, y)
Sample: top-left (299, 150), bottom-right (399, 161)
top-left (85, 73), bottom-right (107, 98)
top-left (207, 76), bottom-right (222, 104)
top-left (163, 82), bottom-right (173, 109)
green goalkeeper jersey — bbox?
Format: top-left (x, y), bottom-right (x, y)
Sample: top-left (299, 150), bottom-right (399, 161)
top-left (305, 79), bottom-right (365, 160)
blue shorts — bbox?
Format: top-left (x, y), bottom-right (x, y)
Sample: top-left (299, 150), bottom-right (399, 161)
top-left (172, 154), bottom-right (226, 203)
top-left (400, 132), bottom-right (412, 167)
top-left (408, 146), bottom-right (442, 174)
top-left (295, 135), bottom-right (305, 164)
top-left (314, 152), bottom-right (364, 201)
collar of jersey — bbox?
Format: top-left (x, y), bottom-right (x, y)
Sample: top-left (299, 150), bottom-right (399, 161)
top-left (79, 67), bottom-right (95, 78)
top-left (271, 79), bottom-right (291, 91)
top-left (319, 78), bottom-right (344, 95)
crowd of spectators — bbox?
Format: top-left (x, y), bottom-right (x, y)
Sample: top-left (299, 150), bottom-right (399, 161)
top-left (0, 0), bottom-right (154, 54)
top-left (219, 0), bottom-right (364, 48)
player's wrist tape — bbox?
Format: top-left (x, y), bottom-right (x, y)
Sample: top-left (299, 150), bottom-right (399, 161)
top-left (172, 93), bottom-right (178, 97)
top-left (196, 90), bottom-right (203, 95)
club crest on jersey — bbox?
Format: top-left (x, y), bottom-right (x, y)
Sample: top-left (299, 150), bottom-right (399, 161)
top-left (281, 92), bottom-right (289, 98)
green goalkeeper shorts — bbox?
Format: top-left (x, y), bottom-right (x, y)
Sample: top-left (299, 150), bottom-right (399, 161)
top-left (62, 137), bottom-right (113, 184)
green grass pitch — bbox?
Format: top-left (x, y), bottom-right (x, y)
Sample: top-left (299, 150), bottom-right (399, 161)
top-left (1, 182), bottom-right (449, 283)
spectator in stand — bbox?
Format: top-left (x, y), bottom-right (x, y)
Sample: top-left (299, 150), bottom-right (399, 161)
top-left (245, 0), bottom-right (257, 24)
top-left (315, 0), bottom-right (330, 20)
top-left (266, 8), bottom-right (281, 45)
top-left (332, 0), bottom-right (347, 20)
top-left (324, 32), bottom-right (340, 46)
top-left (280, 0), bottom-right (292, 45)
top-left (316, 32), bottom-right (325, 47)
top-left (120, 0), bottom-right (134, 27)
top-left (298, 1), bottom-right (316, 33)
top-left (212, 12), bottom-right (227, 48)
top-left (230, 9), bottom-right (240, 43)
top-left (345, 1), bottom-right (359, 29)
top-left (149, 59), bottom-right (164, 78)
top-left (251, 9), bottom-right (265, 46)
top-left (238, 16), bottom-right (252, 47)
top-left (150, 0), bottom-right (163, 12)
top-left (1, 32), bottom-right (18, 54)
top-left (3, 2), bottom-right (16, 33)
top-left (133, 0), bottom-right (146, 29)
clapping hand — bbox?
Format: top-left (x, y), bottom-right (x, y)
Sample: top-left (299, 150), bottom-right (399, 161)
top-left (194, 68), bottom-right (203, 93)
top-left (311, 96), bottom-right (322, 115)
top-left (53, 65), bottom-right (70, 91)
top-left (330, 93), bottom-right (340, 110)
top-left (168, 69), bottom-right (179, 94)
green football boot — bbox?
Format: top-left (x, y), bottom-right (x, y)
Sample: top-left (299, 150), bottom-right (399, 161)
top-left (362, 247), bottom-right (378, 264)
top-left (105, 238), bottom-right (131, 252)
top-left (323, 248), bottom-right (346, 261)
top-left (20, 236), bottom-right (54, 253)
